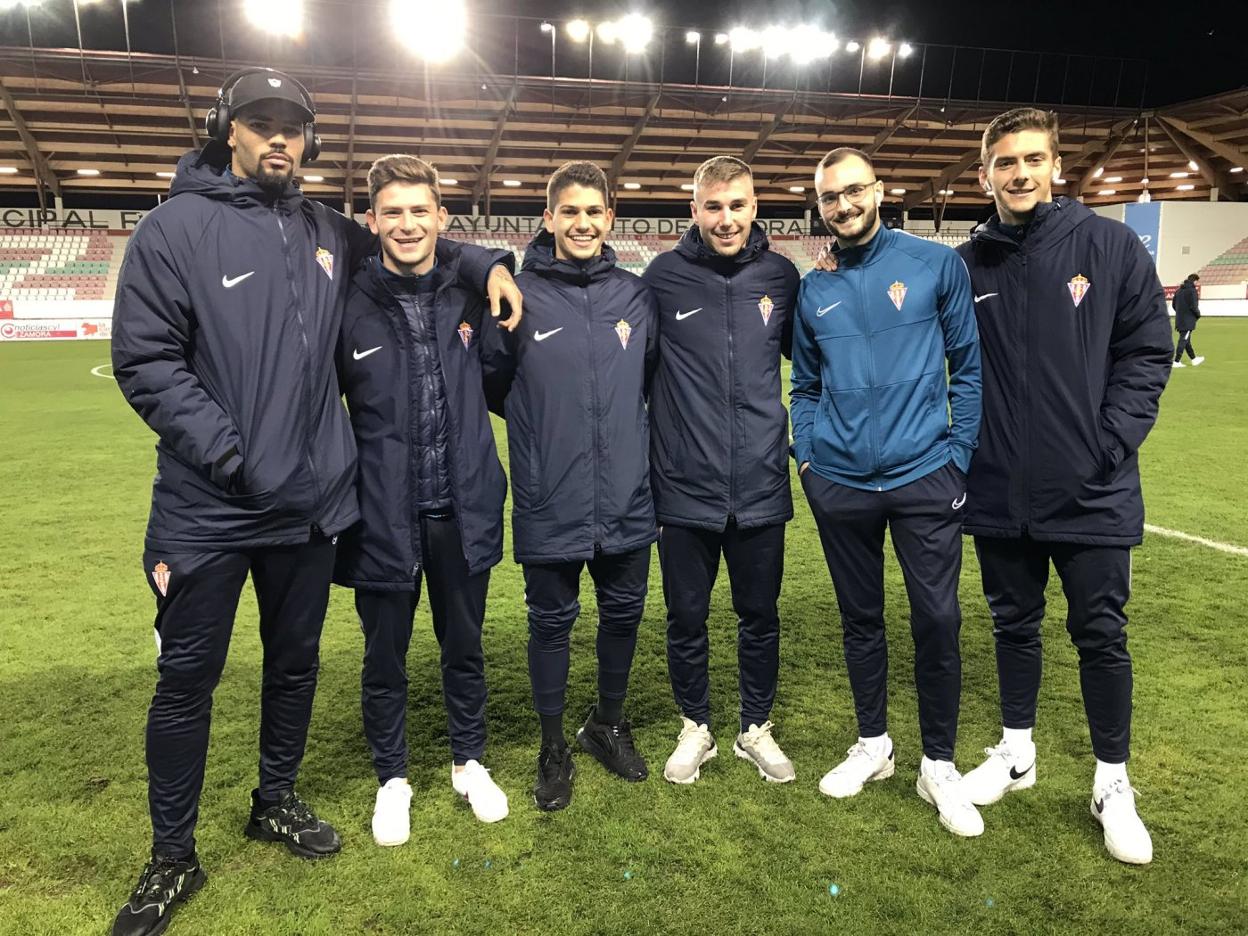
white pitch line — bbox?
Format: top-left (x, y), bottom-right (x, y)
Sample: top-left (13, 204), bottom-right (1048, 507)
top-left (90, 363), bottom-right (115, 380)
top-left (1145, 523), bottom-right (1248, 558)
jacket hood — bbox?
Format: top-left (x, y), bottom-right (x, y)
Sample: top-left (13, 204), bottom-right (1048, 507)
top-left (970, 196), bottom-right (1092, 248)
top-left (351, 246), bottom-right (464, 305)
top-left (520, 228), bottom-right (618, 284)
top-left (674, 221), bottom-right (769, 268)
top-left (169, 141), bottom-right (306, 212)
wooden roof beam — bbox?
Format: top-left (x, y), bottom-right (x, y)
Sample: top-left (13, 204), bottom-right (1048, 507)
top-left (1157, 114), bottom-right (1248, 173)
top-left (1069, 124), bottom-right (1133, 199)
top-left (609, 91), bottom-right (663, 188)
top-left (1154, 118), bottom-right (1237, 201)
top-left (0, 79), bottom-right (61, 198)
top-left (471, 85), bottom-right (519, 206)
top-left (904, 146), bottom-right (981, 210)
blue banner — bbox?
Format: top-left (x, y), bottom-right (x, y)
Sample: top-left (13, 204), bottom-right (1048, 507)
top-left (1123, 202), bottom-right (1161, 265)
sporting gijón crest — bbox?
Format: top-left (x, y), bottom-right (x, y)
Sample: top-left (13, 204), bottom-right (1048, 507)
top-left (758, 294), bottom-right (775, 325)
top-left (315, 247), bottom-right (334, 280)
top-left (1067, 273), bottom-right (1091, 307)
top-left (152, 561), bottom-right (171, 597)
top-left (614, 319), bottom-right (632, 349)
top-left (457, 321), bottom-right (474, 348)
top-left (888, 280), bottom-right (908, 311)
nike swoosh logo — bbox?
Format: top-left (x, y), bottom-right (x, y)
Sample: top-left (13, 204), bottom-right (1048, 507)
top-left (353, 346), bottom-right (382, 360)
top-left (974, 292), bottom-right (998, 303)
top-left (534, 328), bottom-right (563, 342)
top-left (1010, 762), bottom-right (1034, 780)
top-left (674, 308), bottom-right (702, 320)
top-left (816, 302), bottom-right (842, 316)
top-left (952, 493), bottom-right (967, 510)
top-left (1094, 797), bottom-right (1105, 814)
top-left (222, 271), bottom-right (255, 288)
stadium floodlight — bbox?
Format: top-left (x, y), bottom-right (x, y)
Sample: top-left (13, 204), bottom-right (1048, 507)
top-left (389, 0), bottom-right (466, 63)
top-left (1137, 190), bottom-right (1151, 202)
top-left (867, 38), bottom-right (891, 60)
top-left (845, 40), bottom-right (861, 53)
top-left (1169, 171), bottom-right (1189, 178)
top-left (622, 182), bottom-right (642, 190)
top-left (899, 42), bottom-right (914, 57)
top-left (1103, 176), bottom-right (1122, 183)
top-left (155, 171), bottom-right (175, 179)
top-left (686, 31), bottom-right (701, 43)
top-left (502, 179), bottom-right (522, 187)
top-left (713, 32), bottom-right (728, 45)
top-left (303, 175), bottom-right (324, 182)
top-left (566, 19), bottom-right (590, 42)
top-left (937, 188), bottom-right (953, 195)
top-left (596, 20), bottom-right (618, 44)
top-left (441, 178), bottom-right (458, 185)
top-left (1100, 189), bottom-right (1117, 195)
top-left (540, 21), bottom-right (553, 33)
top-left (889, 187), bottom-right (906, 194)
top-left (614, 14), bottom-right (653, 53)
top-left (788, 185), bottom-right (805, 193)
top-left (1176, 183), bottom-right (1195, 191)
top-left (244, 0), bottom-right (304, 39)
top-left (1092, 166), bottom-right (1104, 178)
top-left (0, 166), bottom-right (19, 174)
top-left (729, 27), bottom-right (759, 53)
top-left (0, 0), bottom-right (46, 9)
top-left (1188, 160), bottom-right (1198, 171)
top-left (1230, 166), bottom-right (1245, 173)
top-left (77, 168), bottom-right (101, 176)
top-left (680, 183), bottom-right (695, 191)
top-left (1053, 176), bottom-right (1066, 184)
top-left (787, 27), bottom-right (837, 64)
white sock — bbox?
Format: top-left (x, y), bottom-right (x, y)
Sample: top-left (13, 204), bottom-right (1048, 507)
top-left (1002, 726), bottom-right (1034, 750)
top-left (1094, 759), bottom-right (1128, 788)
top-left (921, 755), bottom-right (952, 775)
top-left (860, 734), bottom-right (891, 757)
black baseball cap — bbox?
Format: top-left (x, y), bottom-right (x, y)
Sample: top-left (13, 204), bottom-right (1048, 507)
top-left (226, 69), bottom-right (314, 122)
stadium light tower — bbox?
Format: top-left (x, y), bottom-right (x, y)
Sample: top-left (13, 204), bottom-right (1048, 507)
top-left (389, 0), bottom-right (466, 63)
top-left (244, 0), bottom-right (304, 39)
top-left (566, 19), bottom-right (590, 42)
top-left (616, 14), bottom-right (653, 54)
top-left (867, 37), bottom-right (891, 60)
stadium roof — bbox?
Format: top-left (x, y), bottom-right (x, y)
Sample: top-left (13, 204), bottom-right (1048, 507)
top-left (0, 3), bottom-right (1244, 213)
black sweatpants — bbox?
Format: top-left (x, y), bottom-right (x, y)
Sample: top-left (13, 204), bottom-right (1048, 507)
top-left (356, 515), bottom-right (491, 783)
top-left (523, 546), bottom-right (651, 717)
top-left (802, 462), bottom-right (966, 761)
top-left (659, 521), bottom-right (785, 732)
top-left (1174, 329), bottom-right (1197, 362)
top-left (141, 532), bottom-right (335, 858)
top-left (974, 536), bottom-right (1133, 763)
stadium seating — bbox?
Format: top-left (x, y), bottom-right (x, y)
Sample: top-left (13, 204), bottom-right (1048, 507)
top-left (1197, 234), bottom-right (1248, 286)
top-left (0, 228), bottom-right (127, 302)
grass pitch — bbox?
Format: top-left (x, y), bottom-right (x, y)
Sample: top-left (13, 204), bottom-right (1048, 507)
top-left (1, 320), bottom-right (1246, 935)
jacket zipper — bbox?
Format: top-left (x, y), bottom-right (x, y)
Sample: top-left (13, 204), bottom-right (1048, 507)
top-left (273, 209), bottom-right (324, 515)
top-left (724, 274), bottom-right (736, 523)
top-left (857, 267), bottom-right (883, 490)
top-left (1019, 248), bottom-right (1031, 534)
top-left (431, 281), bottom-right (472, 568)
top-left (582, 287), bottom-right (602, 547)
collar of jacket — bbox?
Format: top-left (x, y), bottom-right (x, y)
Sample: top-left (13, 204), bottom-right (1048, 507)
top-left (831, 220), bottom-right (900, 268)
top-left (970, 196), bottom-right (1089, 249)
top-left (673, 221), bottom-right (769, 271)
top-left (520, 229), bottom-right (618, 285)
top-left (353, 246), bottom-right (461, 306)
top-left (169, 141), bottom-right (307, 214)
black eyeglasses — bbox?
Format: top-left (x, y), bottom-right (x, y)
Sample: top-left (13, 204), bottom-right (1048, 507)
top-left (816, 181), bottom-right (878, 207)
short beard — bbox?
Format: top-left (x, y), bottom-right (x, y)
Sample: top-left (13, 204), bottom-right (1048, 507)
top-left (253, 163), bottom-right (293, 195)
top-left (831, 201), bottom-right (878, 247)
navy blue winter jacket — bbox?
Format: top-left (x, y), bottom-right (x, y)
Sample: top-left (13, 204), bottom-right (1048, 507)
top-left (481, 231), bottom-right (658, 564)
top-left (642, 223), bottom-right (799, 531)
top-left (334, 252), bottom-right (509, 586)
top-left (1172, 280), bottom-right (1200, 333)
top-left (112, 142), bottom-right (502, 550)
top-left (956, 198), bottom-right (1172, 545)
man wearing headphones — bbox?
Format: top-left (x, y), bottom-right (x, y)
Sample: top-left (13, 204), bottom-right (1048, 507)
top-left (109, 68), bottom-right (520, 936)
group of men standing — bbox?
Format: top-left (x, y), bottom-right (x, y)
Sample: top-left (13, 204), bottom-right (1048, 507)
top-left (107, 67), bottom-right (1173, 936)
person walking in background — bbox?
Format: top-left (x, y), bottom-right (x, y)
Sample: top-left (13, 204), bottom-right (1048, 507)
top-left (1172, 273), bottom-right (1204, 367)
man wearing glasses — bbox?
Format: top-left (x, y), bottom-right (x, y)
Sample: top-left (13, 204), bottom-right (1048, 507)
top-left (791, 148), bottom-right (983, 836)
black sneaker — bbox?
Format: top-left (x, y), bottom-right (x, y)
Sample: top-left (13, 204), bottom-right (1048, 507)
top-left (576, 706), bottom-right (649, 781)
top-left (111, 851), bottom-right (206, 936)
top-left (533, 742), bottom-right (576, 812)
top-left (244, 789), bottom-right (342, 859)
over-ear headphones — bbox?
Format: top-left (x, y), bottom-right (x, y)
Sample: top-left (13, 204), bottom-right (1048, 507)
top-left (205, 67), bottom-right (321, 163)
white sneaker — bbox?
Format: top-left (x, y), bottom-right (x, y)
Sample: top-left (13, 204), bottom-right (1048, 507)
top-left (1092, 777), bottom-right (1153, 864)
top-left (372, 777), bottom-right (412, 847)
top-left (1172, 361), bottom-right (1186, 368)
top-left (962, 741), bottom-right (1037, 806)
top-left (818, 740), bottom-right (894, 798)
top-left (451, 760), bottom-right (509, 823)
top-left (916, 759), bottom-right (984, 837)
top-left (1191, 356), bottom-right (1205, 366)
top-left (733, 721), bottom-right (796, 783)
top-left (663, 717), bottom-right (717, 784)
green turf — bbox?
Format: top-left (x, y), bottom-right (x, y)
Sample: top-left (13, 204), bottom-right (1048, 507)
top-left (1, 322), bottom-right (1246, 935)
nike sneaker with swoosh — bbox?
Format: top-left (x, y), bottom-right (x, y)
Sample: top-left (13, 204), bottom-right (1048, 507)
top-left (961, 739), bottom-right (1037, 806)
top-left (111, 851), bottom-right (206, 936)
top-left (1092, 776), bottom-right (1152, 864)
